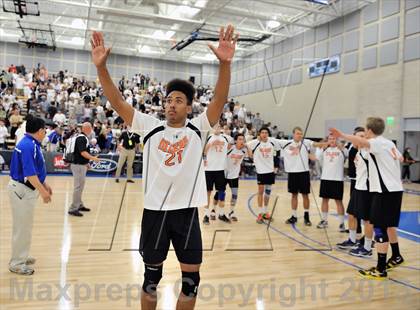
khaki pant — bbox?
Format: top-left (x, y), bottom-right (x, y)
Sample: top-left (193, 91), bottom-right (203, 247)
top-left (8, 180), bottom-right (39, 268)
top-left (70, 164), bottom-right (88, 212)
top-left (115, 148), bottom-right (135, 180)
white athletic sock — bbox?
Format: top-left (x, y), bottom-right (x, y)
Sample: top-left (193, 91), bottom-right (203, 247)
top-left (338, 215), bottom-right (345, 225)
top-left (364, 238), bottom-right (372, 251)
top-left (292, 210), bottom-right (297, 217)
top-left (229, 207), bottom-right (234, 214)
top-left (262, 206), bottom-right (267, 214)
top-left (322, 212), bottom-right (328, 221)
top-left (349, 230), bottom-right (356, 243)
top-left (218, 207), bottom-right (224, 216)
top-left (205, 208), bottom-right (210, 217)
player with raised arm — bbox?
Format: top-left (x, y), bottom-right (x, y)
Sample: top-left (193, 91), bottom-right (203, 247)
top-left (91, 25), bottom-right (238, 309)
top-left (330, 117), bottom-right (404, 280)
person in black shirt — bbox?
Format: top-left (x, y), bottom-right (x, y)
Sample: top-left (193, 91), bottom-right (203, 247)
top-left (402, 147), bottom-right (416, 183)
top-left (115, 124), bottom-right (141, 183)
top-left (68, 122), bottom-right (100, 217)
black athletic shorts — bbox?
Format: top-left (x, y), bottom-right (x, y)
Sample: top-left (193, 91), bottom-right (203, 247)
top-left (205, 170), bottom-right (226, 191)
top-left (287, 171), bottom-right (310, 194)
top-left (350, 179), bottom-right (356, 194)
top-left (225, 178), bottom-right (239, 188)
top-left (257, 172), bottom-right (275, 185)
top-left (319, 180), bottom-right (344, 200)
top-left (370, 191), bottom-right (403, 228)
top-left (347, 189), bottom-right (372, 221)
top-left (139, 208), bottom-right (202, 265)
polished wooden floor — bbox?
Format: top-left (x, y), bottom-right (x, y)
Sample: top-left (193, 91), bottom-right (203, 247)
top-left (0, 175), bottom-right (419, 309)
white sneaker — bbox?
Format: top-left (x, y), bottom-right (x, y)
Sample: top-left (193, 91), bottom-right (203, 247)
top-left (26, 257), bottom-right (36, 265)
top-left (9, 264), bottom-right (34, 275)
top-left (317, 220), bottom-right (328, 229)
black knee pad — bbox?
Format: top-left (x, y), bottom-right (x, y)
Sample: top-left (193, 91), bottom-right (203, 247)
top-left (213, 192), bottom-right (219, 201)
top-left (142, 264), bottom-right (163, 295)
top-left (374, 227), bottom-right (389, 243)
top-left (181, 271), bottom-right (200, 298)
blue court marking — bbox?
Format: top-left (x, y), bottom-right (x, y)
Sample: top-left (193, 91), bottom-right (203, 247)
top-left (247, 193), bottom-right (420, 291)
top-left (398, 211), bottom-right (420, 243)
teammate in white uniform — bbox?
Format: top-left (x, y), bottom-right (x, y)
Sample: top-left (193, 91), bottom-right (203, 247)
top-left (277, 127), bottom-right (327, 226)
top-left (337, 127), bottom-right (374, 258)
top-left (203, 126), bottom-right (233, 224)
top-left (92, 25), bottom-right (238, 309)
top-left (247, 127), bottom-right (282, 223)
top-left (331, 117), bottom-right (404, 280)
top-left (224, 133), bottom-right (251, 221)
top-left (315, 135), bottom-right (348, 232)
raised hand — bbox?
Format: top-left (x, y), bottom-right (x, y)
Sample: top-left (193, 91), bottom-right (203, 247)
top-left (329, 128), bottom-right (343, 139)
top-left (91, 31), bottom-right (111, 68)
top-left (208, 24), bottom-right (239, 64)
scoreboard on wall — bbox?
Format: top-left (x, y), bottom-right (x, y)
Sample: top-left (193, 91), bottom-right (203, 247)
top-left (308, 55), bottom-right (340, 78)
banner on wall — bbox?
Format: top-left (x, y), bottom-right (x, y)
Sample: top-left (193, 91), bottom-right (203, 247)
top-left (0, 151), bottom-right (143, 175)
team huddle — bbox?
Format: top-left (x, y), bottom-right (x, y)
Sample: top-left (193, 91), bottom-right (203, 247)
top-left (203, 118), bottom-right (405, 281)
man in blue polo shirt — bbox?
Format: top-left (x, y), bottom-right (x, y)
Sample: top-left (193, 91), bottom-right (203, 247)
top-left (8, 115), bottom-right (53, 275)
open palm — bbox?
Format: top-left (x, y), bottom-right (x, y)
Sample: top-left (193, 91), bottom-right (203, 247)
top-left (208, 25), bottom-right (238, 63)
top-left (91, 31), bottom-right (111, 68)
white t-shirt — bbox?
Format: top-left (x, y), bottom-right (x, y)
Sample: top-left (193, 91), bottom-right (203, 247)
top-left (225, 146), bottom-right (247, 179)
top-left (368, 136), bottom-right (403, 193)
top-left (0, 126), bottom-right (8, 143)
top-left (247, 138), bottom-right (282, 174)
top-left (278, 139), bottom-right (314, 173)
top-left (319, 146), bottom-right (348, 181)
top-left (15, 77), bottom-right (24, 89)
top-left (131, 110), bottom-right (213, 211)
top-left (355, 149), bottom-right (369, 191)
top-left (205, 134), bottom-right (232, 171)
top-left (53, 113), bottom-right (66, 124)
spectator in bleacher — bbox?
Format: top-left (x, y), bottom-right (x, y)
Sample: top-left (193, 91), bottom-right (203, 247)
top-left (0, 120), bottom-right (8, 149)
top-left (47, 102), bottom-right (58, 120)
top-left (47, 125), bottom-right (62, 152)
top-left (0, 103), bottom-right (6, 122)
top-left (15, 74), bottom-right (25, 97)
top-left (53, 110), bottom-right (67, 125)
top-left (89, 138), bottom-right (101, 155)
top-left (9, 109), bottom-right (23, 139)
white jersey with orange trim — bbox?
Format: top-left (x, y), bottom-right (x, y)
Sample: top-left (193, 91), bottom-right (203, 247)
top-left (131, 110), bottom-right (212, 211)
top-left (319, 146), bottom-right (348, 181)
top-left (205, 134), bottom-right (233, 171)
top-left (278, 139), bottom-right (314, 173)
top-left (225, 146), bottom-right (247, 179)
top-left (247, 138), bottom-right (282, 174)
top-left (367, 136), bottom-right (403, 193)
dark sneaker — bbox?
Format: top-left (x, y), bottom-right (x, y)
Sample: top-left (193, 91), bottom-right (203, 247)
top-left (350, 245), bottom-right (373, 257)
top-left (218, 214), bottom-right (231, 223)
top-left (339, 223), bottom-right (347, 233)
top-left (115, 179), bottom-right (119, 183)
top-left (285, 216), bottom-right (297, 224)
top-left (203, 215), bottom-right (210, 225)
top-left (68, 210), bottom-right (83, 217)
top-left (228, 211), bottom-right (238, 222)
top-left (358, 267), bottom-right (387, 280)
top-left (79, 206), bottom-right (90, 212)
top-left (127, 179), bottom-right (135, 183)
top-left (386, 256), bottom-right (404, 270)
top-left (336, 239), bottom-right (357, 250)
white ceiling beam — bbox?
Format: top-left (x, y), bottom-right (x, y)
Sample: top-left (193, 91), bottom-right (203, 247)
top-left (258, 0), bottom-right (339, 17)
